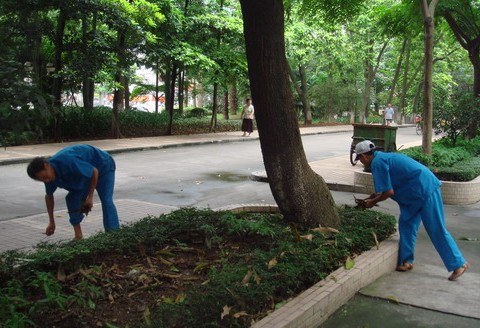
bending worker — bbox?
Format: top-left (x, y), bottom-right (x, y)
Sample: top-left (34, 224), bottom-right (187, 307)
top-left (27, 144), bottom-right (120, 240)
top-left (355, 140), bottom-right (469, 281)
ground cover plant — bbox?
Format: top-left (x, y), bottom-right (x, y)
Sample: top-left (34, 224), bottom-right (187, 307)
top-left (400, 136), bottom-right (480, 181)
top-left (0, 207), bottom-right (396, 327)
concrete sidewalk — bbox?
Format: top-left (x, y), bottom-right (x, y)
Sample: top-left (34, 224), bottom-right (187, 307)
top-left (1, 124), bottom-right (478, 327)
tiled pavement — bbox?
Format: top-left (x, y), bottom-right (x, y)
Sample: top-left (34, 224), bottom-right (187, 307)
top-left (0, 199), bottom-right (178, 252)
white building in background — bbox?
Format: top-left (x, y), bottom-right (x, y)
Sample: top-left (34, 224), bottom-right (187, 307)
top-left (91, 66), bottom-right (206, 112)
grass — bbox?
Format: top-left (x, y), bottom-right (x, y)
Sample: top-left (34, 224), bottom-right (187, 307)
top-left (0, 207), bottom-right (396, 327)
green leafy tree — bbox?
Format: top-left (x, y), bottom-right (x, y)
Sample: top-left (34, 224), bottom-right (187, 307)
top-left (439, 0), bottom-right (480, 138)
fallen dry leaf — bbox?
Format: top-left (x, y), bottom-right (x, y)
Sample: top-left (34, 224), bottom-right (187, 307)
top-left (372, 231), bottom-right (379, 249)
top-left (313, 227), bottom-right (340, 234)
top-left (267, 257), bottom-right (278, 269)
top-left (57, 264), bottom-right (66, 282)
top-left (242, 269), bottom-right (252, 285)
top-left (221, 305), bottom-right (231, 320)
top-left (300, 234), bottom-right (313, 241)
top-left (233, 311), bottom-right (248, 318)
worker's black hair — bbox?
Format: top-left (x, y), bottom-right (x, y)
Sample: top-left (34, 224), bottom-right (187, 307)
top-left (27, 157), bottom-right (47, 180)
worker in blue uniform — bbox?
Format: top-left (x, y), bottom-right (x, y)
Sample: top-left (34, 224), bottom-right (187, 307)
top-left (27, 144), bottom-right (120, 240)
top-left (355, 140), bottom-right (469, 281)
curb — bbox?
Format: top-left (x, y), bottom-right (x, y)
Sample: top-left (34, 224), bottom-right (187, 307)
top-left (253, 233), bottom-right (399, 328)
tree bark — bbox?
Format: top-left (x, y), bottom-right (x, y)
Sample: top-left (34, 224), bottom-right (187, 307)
top-left (239, 0), bottom-right (339, 229)
top-left (398, 38), bottom-right (411, 123)
top-left (387, 38), bottom-right (407, 124)
top-left (209, 82), bottom-right (218, 132)
top-left (81, 14), bottom-right (94, 111)
top-left (420, 0), bottom-right (438, 155)
top-left (230, 82), bottom-right (238, 115)
top-left (287, 63), bottom-right (312, 125)
top-left (223, 89), bottom-right (229, 120)
top-left (52, 9), bottom-right (66, 142)
top-left (299, 65), bottom-right (312, 125)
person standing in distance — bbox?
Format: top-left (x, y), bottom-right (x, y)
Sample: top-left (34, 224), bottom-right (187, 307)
top-left (241, 98), bottom-right (255, 136)
top-left (27, 144), bottom-right (120, 240)
top-left (355, 140), bottom-right (469, 281)
top-left (384, 103), bottom-right (395, 125)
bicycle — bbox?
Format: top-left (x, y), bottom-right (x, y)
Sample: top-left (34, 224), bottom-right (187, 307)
top-left (416, 122), bottom-right (423, 135)
top-left (415, 116), bottom-right (423, 135)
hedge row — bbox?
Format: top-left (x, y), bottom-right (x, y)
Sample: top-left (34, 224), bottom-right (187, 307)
top-left (400, 136), bottom-right (480, 181)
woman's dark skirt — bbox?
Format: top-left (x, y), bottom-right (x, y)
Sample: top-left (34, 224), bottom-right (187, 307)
top-left (241, 119), bottom-right (253, 133)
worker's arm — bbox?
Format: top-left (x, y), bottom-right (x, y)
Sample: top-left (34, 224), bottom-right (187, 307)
top-left (82, 167), bottom-right (98, 214)
top-left (45, 194), bottom-right (56, 235)
top-left (364, 190), bottom-right (394, 208)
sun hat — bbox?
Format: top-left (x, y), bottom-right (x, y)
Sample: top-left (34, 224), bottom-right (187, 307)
top-left (355, 140), bottom-right (375, 161)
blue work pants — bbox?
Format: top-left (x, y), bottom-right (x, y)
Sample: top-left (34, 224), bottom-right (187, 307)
top-left (66, 168), bottom-right (119, 231)
top-left (398, 188), bottom-right (465, 272)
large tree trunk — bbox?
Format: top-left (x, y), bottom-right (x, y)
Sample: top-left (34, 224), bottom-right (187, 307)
top-left (239, 0), bottom-right (339, 229)
top-left (81, 15), bottom-right (94, 111)
top-left (287, 63), bottom-right (312, 125)
top-left (230, 82), bottom-right (238, 115)
top-left (223, 89), bottom-right (229, 120)
top-left (299, 65), bottom-right (313, 125)
top-left (209, 82), bottom-right (218, 132)
top-left (420, 0), bottom-right (438, 155)
top-left (178, 68), bottom-right (185, 114)
top-left (52, 9), bottom-right (66, 142)
top-left (398, 38), bottom-right (411, 123)
top-left (111, 30), bottom-right (126, 139)
top-left (387, 38), bottom-right (407, 124)
top-left (165, 63), bottom-right (177, 135)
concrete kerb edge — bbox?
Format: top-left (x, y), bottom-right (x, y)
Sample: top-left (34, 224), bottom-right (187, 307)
top-left (0, 137), bottom-right (261, 167)
top-left (213, 204), bottom-right (399, 328)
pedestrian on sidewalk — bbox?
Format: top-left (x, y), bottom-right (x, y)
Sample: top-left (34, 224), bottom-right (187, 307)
top-left (240, 98), bottom-right (255, 136)
top-left (384, 103), bottom-right (395, 125)
top-left (355, 140), bottom-right (469, 281)
top-left (27, 144), bottom-right (120, 240)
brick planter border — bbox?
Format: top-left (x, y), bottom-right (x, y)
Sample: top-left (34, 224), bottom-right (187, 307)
top-left (354, 170), bottom-right (480, 205)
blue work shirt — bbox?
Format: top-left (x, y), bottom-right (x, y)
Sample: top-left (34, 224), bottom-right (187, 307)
top-left (45, 145), bottom-right (115, 195)
top-left (370, 151), bottom-right (441, 207)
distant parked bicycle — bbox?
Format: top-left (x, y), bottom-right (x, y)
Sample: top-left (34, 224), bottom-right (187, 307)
top-left (415, 115), bottom-right (423, 135)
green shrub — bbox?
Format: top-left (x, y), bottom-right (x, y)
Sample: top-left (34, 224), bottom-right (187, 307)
top-left (186, 107), bottom-right (208, 118)
top-left (0, 208), bottom-right (396, 327)
top-left (433, 157), bottom-right (480, 182)
top-left (399, 137), bottom-right (480, 181)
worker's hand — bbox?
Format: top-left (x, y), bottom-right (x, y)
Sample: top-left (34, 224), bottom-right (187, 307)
top-left (82, 197), bottom-right (93, 215)
top-left (45, 223), bottom-right (56, 236)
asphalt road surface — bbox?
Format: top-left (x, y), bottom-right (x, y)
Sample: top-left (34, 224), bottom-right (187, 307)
top-left (1, 127), bottom-right (421, 221)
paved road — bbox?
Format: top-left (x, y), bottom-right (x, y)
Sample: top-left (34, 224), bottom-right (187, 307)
top-left (1, 127), bottom-right (421, 222)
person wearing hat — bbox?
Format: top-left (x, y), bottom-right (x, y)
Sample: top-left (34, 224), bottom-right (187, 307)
top-left (27, 144), bottom-right (120, 240)
top-left (355, 140), bottom-right (469, 281)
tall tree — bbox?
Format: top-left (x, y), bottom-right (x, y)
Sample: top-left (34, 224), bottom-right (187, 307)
top-left (420, 0), bottom-right (439, 155)
top-left (239, 0), bottom-right (339, 229)
top-left (439, 0), bottom-right (480, 138)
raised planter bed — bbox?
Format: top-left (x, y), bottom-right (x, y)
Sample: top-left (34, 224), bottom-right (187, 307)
top-left (354, 170), bottom-right (480, 205)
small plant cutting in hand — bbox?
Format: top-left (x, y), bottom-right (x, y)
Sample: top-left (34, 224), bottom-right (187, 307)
top-left (0, 207), bottom-right (396, 328)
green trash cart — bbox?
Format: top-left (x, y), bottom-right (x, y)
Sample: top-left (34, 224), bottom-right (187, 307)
top-left (350, 124), bottom-right (398, 165)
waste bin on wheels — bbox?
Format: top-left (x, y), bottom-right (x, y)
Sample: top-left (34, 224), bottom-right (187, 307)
top-left (350, 124), bottom-right (398, 165)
